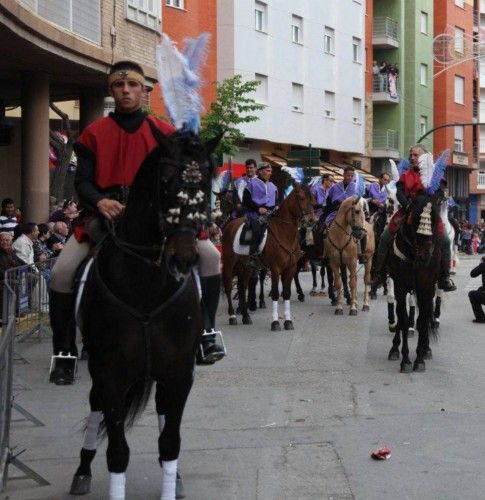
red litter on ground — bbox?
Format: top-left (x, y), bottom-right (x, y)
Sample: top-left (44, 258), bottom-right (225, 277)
top-left (371, 447), bottom-right (391, 460)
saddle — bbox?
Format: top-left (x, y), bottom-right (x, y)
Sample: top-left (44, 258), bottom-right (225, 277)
top-left (239, 222), bottom-right (253, 246)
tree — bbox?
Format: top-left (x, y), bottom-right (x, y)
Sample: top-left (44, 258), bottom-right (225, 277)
top-left (200, 74), bottom-right (264, 157)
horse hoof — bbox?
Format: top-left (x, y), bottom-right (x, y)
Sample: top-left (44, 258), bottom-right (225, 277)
top-left (242, 316), bottom-right (252, 325)
top-left (248, 302), bottom-right (257, 312)
top-left (331, 299), bottom-right (337, 306)
top-left (388, 323), bottom-right (397, 333)
top-left (424, 349), bottom-right (432, 360)
top-left (349, 309), bottom-right (358, 316)
top-left (229, 317), bottom-right (238, 326)
top-left (388, 350), bottom-right (400, 361)
top-left (271, 320), bottom-right (281, 331)
top-left (408, 328), bottom-right (415, 336)
top-left (259, 301), bottom-right (266, 309)
top-left (284, 320), bottom-right (294, 331)
top-left (413, 361), bottom-right (426, 372)
top-left (298, 294), bottom-right (305, 303)
top-left (335, 309), bottom-right (343, 316)
top-left (400, 362), bottom-right (413, 373)
top-left (70, 474), bottom-right (92, 495)
top-left (370, 293), bottom-right (377, 300)
top-left (362, 305), bottom-right (370, 312)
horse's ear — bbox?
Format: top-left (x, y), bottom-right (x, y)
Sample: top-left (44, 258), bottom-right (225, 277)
top-left (204, 133), bottom-right (224, 157)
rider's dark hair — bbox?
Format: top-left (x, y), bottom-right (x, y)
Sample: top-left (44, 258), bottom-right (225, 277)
top-left (343, 166), bottom-right (355, 173)
top-left (245, 158), bottom-right (257, 168)
top-left (109, 61), bottom-right (145, 77)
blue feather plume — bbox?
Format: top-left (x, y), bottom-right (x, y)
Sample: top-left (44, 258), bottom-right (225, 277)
top-left (284, 185), bottom-right (294, 198)
top-left (212, 169), bottom-right (231, 193)
top-left (282, 166), bottom-right (305, 184)
top-left (354, 172), bottom-right (366, 197)
top-left (398, 158), bottom-right (410, 176)
top-left (427, 149), bottom-right (450, 195)
top-left (184, 33), bottom-right (210, 74)
top-left (156, 33), bottom-right (209, 133)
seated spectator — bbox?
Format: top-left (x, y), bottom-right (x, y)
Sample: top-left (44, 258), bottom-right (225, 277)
top-left (0, 232), bottom-right (24, 323)
top-left (0, 198), bottom-right (18, 236)
top-left (33, 223), bottom-right (55, 261)
top-left (469, 256), bottom-right (485, 323)
top-left (46, 221), bottom-right (68, 256)
top-left (49, 199), bottom-right (79, 236)
top-left (12, 222), bottom-right (39, 266)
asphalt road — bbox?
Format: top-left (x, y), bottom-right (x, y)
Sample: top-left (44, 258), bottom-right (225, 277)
top-left (3, 255), bottom-right (485, 500)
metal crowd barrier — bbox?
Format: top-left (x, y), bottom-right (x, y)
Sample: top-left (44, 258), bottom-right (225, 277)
top-left (0, 258), bottom-right (56, 491)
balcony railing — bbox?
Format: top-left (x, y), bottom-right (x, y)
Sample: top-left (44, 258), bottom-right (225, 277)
top-left (373, 129), bottom-right (399, 151)
top-left (373, 17), bottom-right (399, 41)
top-left (478, 172), bottom-right (485, 188)
top-left (372, 75), bottom-right (399, 103)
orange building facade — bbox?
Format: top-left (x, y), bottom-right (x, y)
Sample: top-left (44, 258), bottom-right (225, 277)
top-left (150, 1), bottom-right (217, 120)
top-left (433, 0), bottom-right (477, 216)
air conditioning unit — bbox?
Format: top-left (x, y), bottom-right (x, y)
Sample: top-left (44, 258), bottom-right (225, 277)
top-left (324, 109), bottom-right (332, 117)
top-left (352, 116), bottom-right (360, 123)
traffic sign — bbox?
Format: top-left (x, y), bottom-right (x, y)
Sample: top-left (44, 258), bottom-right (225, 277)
top-left (287, 148), bottom-right (321, 159)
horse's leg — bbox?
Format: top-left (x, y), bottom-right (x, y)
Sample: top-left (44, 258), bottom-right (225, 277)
top-left (370, 252), bottom-right (378, 300)
top-left (282, 267), bottom-right (295, 331)
top-left (238, 271), bottom-right (252, 325)
top-left (70, 383), bottom-right (104, 495)
top-left (348, 265), bottom-right (358, 316)
top-left (414, 290), bottom-right (434, 372)
top-left (155, 382), bottom-right (188, 500)
top-left (387, 278), bottom-right (397, 332)
top-left (433, 287), bottom-right (443, 329)
top-left (395, 287), bottom-right (411, 372)
top-left (327, 264), bottom-right (336, 305)
top-left (270, 269), bottom-right (281, 331)
top-left (247, 274), bottom-right (257, 311)
top-left (331, 262), bottom-right (343, 315)
top-left (341, 265), bottom-right (351, 305)
top-left (259, 269), bottom-right (266, 308)
top-left (310, 261), bottom-right (318, 295)
top-left (319, 263), bottom-right (326, 295)
top-left (223, 259), bottom-right (237, 325)
top-left (408, 292), bottom-right (416, 336)
top-left (294, 268), bottom-right (305, 302)
top-left (362, 260), bottom-right (371, 312)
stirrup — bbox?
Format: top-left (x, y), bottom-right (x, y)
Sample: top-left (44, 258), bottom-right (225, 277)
top-left (199, 329), bottom-right (227, 363)
top-left (49, 352), bottom-right (77, 383)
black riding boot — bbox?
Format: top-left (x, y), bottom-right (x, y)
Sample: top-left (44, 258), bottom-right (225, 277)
top-left (372, 229), bottom-right (390, 287)
top-left (197, 275), bottom-right (225, 365)
top-left (49, 290), bottom-right (77, 385)
top-left (438, 259), bottom-right (456, 292)
top-left (358, 236), bottom-right (367, 264)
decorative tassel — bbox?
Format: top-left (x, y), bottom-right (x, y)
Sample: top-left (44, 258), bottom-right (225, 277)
top-left (417, 202), bottom-right (433, 236)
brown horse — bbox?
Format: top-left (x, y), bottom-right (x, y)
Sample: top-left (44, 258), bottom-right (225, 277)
top-left (222, 184), bottom-right (314, 331)
top-left (325, 196), bottom-right (375, 315)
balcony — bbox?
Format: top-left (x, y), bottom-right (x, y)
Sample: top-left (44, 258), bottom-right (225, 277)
top-left (373, 17), bottom-right (399, 49)
top-left (478, 172), bottom-right (485, 189)
top-left (372, 76), bottom-right (399, 104)
top-left (372, 129), bottom-right (400, 159)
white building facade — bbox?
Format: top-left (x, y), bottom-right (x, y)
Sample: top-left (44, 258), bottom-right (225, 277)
top-left (217, 0), bottom-right (366, 161)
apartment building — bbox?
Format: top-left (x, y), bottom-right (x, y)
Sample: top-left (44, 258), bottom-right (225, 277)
top-left (371, 0), bottom-right (434, 175)
top-left (0, 0), bottom-right (161, 221)
top-left (216, 0), bottom-right (366, 167)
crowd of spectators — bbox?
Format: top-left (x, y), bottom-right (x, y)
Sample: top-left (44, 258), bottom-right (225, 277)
top-left (0, 197), bottom-right (79, 322)
top-left (456, 220), bottom-right (485, 255)
top-left (372, 60), bottom-right (399, 98)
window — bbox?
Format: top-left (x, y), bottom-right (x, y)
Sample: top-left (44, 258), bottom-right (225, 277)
top-left (292, 15), bottom-right (303, 44)
top-left (420, 64), bottom-right (428, 85)
top-left (292, 83), bottom-right (303, 111)
top-left (352, 98), bottom-right (362, 124)
top-left (454, 125), bottom-right (464, 151)
top-left (420, 116), bottom-right (428, 137)
top-left (166, 0), bottom-right (184, 8)
top-left (254, 73), bottom-right (268, 105)
top-left (127, 0), bottom-right (160, 30)
top-left (324, 26), bottom-right (335, 54)
top-left (352, 37), bottom-right (362, 63)
top-left (420, 12), bottom-right (428, 34)
top-left (454, 75), bottom-right (465, 104)
top-left (255, 1), bottom-right (267, 32)
top-left (455, 0), bottom-right (465, 7)
top-left (455, 26), bottom-right (465, 53)
top-left (324, 91), bottom-right (335, 118)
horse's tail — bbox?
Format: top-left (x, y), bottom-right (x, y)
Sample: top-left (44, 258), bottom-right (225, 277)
top-left (124, 377), bottom-right (154, 430)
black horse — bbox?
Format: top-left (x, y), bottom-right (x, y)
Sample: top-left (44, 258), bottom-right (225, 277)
top-left (369, 209), bottom-right (389, 299)
top-left (387, 194), bottom-right (441, 372)
top-left (69, 131), bottom-right (218, 499)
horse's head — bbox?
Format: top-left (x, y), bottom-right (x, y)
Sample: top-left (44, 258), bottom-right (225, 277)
top-left (339, 196), bottom-right (366, 240)
top-left (286, 183), bottom-right (315, 221)
top-left (403, 193), bottom-right (440, 266)
top-left (127, 130), bottom-right (219, 276)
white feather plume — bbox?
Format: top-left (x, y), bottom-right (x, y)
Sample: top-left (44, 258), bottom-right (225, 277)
top-left (389, 159), bottom-right (400, 182)
top-left (418, 152), bottom-right (434, 188)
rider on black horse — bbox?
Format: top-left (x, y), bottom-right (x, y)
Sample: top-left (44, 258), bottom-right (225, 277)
top-left (49, 61), bottom-right (225, 385)
top-left (365, 172), bottom-right (390, 217)
top-left (373, 143), bottom-right (456, 292)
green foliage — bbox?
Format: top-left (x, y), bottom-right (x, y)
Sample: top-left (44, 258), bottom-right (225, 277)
top-left (200, 74), bottom-right (264, 157)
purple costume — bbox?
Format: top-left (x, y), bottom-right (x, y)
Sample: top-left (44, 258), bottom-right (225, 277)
top-left (234, 175), bottom-right (255, 203)
top-left (324, 181), bottom-right (356, 226)
top-left (366, 182), bottom-right (388, 211)
top-left (245, 177), bottom-right (278, 220)
top-left (311, 182), bottom-right (330, 219)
